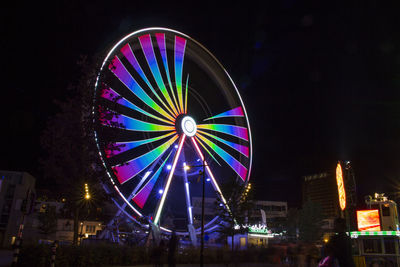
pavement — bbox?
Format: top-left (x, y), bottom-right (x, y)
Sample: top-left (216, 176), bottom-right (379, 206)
top-left (112, 264), bottom-right (288, 267)
top-left (0, 249), bottom-right (13, 267)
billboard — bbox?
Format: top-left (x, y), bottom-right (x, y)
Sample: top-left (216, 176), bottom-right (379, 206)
top-left (357, 209), bottom-right (381, 231)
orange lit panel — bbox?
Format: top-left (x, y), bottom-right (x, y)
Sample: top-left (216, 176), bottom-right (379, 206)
top-left (336, 162), bottom-right (346, 210)
top-left (357, 209), bottom-right (381, 231)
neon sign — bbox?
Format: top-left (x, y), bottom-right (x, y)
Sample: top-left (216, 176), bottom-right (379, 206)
top-left (357, 209), bottom-right (381, 231)
top-left (336, 162), bottom-right (346, 210)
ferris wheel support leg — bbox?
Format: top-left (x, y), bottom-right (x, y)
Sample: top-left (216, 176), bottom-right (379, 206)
top-left (190, 137), bottom-right (230, 212)
top-left (182, 152), bottom-right (197, 245)
top-left (154, 135), bottom-right (186, 225)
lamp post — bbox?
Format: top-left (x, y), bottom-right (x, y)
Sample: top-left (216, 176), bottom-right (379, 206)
top-left (200, 160), bottom-right (205, 267)
top-left (186, 160), bottom-right (207, 267)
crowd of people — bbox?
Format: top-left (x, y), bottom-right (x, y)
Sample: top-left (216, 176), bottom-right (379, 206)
top-left (151, 218), bottom-right (356, 267)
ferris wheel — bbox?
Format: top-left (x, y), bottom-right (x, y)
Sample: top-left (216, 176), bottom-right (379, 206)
top-left (93, 28), bottom-right (252, 235)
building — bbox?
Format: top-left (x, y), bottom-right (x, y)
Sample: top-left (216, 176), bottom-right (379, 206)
top-left (252, 200), bottom-right (287, 222)
top-left (302, 172), bottom-right (340, 219)
top-left (26, 200), bottom-right (104, 244)
top-left (364, 193), bottom-right (399, 231)
top-left (0, 171), bottom-right (35, 247)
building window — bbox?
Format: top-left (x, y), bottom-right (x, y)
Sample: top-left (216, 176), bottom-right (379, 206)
top-left (382, 206), bottom-right (390, 217)
top-left (363, 239), bottom-right (382, 254)
top-left (384, 238), bottom-right (396, 254)
top-left (86, 225), bottom-right (95, 233)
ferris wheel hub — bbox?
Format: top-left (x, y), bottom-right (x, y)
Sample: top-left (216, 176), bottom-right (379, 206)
top-left (181, 116), bottom-right (197, 137)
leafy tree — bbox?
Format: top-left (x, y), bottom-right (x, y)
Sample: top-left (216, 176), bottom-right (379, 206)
top-left (284, 208), bottom-right (300, 241)
top-left (215, 179), bottom-right (254, 251)
top-left (298, 200), bottom-right (324, 243)
top-left (40, 56), bottom-right (114, 244)
top-left (38, 205), bottom-right (57, 236)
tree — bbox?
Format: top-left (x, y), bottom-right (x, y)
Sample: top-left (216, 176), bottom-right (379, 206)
top-left (40, 56), bottom-right (113, 244)
top-left (298, 200), bottom-right (324, 243)
top-left (37, 205), bottom-right (57, 237)
top-left (284, 208), bottom-right (300, 241)
top-left (215, 180), bottom-right (254, 251)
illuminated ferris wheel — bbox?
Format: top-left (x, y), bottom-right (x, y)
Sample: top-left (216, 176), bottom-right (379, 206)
top-left (93, 28), bottom-right (252, 235)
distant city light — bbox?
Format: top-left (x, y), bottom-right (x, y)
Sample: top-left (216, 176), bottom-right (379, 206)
top-left (158, 189), bottom-right (164, 194)
top-left (166, 164), bottom-right (172, 170)
top-left (174, 145), bottom-right (178, 149)
top-left (206, 178), bottom-right (211, 182)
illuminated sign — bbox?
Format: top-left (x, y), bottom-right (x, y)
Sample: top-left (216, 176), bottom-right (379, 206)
top-left (336, 162), bottom-right (346, 210)
top-left (357, 209), bottom-right (381, 231)
top-left (349, 231), bottom-right (400, 238)
top-left (234, 224), bottom-right (273, 236)
top-left (248, 224), bottom-right (270, 234)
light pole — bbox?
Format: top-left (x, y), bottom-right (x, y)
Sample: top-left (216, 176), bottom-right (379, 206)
top-left (200, 160), bottom-right (205, 267)
top-left (186, 160), bottom-right (207, 267)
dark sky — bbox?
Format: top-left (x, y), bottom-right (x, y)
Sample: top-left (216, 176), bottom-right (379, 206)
top-left (2, 1), bottom-right (400, 206)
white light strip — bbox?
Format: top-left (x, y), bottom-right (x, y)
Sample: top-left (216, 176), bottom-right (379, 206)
top-left (190, 137), bottom-right (229, 211)
top-left (248, 233), bottom-right (274, 238)
top-left (154, 135), bottom-right (186, 224)
top-left (113, 185), bottom-right (143, 217)
top-left (184, 182), bottom-right (193, 224)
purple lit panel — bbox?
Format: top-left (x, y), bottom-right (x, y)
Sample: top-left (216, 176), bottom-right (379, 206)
top-left (108, 56), bottom-right (174, 122)
top-left (100, 111), bottom-right (175, 132)
top-left (112, 135), bottom-right (178, 184)
top-left (101, 87), bottom-right (172, 125)
top-left (139, 34), bottom-right (178, 115)
top-left (197, 130), bottom-right (249, 157)
top-left (197, 123), bottom-right (249, 141)
top-left (104, 132), bottom-right (176, 158)
top-left (204, 107), bottom-right (244, 121)
top-left (155, 33), bottom-right (175, 100)
top-left (132, 153), bottom-right (171, 208)
top-left (196, 134), bottom-right (247, 181)
top-left (174, 36), bottom-right (186, 112)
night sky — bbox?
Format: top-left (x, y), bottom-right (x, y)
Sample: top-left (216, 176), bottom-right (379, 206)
top-left (2, 1), bottom-right (400, 206)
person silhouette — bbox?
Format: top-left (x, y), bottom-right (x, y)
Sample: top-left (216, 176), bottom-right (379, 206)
top-left (168, 231), bottom-right (178, 267)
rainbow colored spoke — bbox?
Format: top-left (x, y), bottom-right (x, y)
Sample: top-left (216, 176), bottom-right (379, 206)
top-left (203, 107), bottom-right (244, 121)
top-left (132, 151), bottom-right (172, 208)
top-left (155, 33), bottom-right (181, 114)
top-left (100, 110), bottom-right (175, 132)
top-left (101, 87), bottom-right (173, 125)
top-left (197, 130), bottom-right (249, 157)
top-left (120, 43), bottom-right (175, 119)
top-left (175, 36), bottom-right (186, 113)
top-left (154, 134), bottom-right (186, 224)
top-left (194, 136), bottom-right (221, 166)
top-left (195, 133), bottom-right (247, 181)
top-left (139, 34), bottom-right (179, 116)
top-left (184, 74), bottom-right (189, 113)
top-left (108, 56), bottom-right (175, 122)
top-left (112, 135), bottom-right (178, 184)
top-left (197, 123), bottom-right (249, 141)
top-left (104, 132), bottom-right (176, 158)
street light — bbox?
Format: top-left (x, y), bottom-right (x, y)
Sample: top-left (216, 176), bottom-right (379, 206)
top-left (185, 160), bottom-right (207, 267)
top-left (84, 183), bottom-right (90, 200)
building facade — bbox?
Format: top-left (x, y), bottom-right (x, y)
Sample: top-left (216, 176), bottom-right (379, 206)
top-left (302, 172), bottom-right (340, 219)
top-left (0, 171), bottom-right (35, 247)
